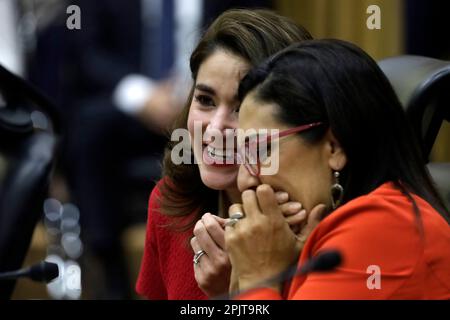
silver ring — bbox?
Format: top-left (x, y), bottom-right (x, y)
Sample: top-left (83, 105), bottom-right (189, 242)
top-left (229, 212), bottom-right (244, 220)
top-left (225, 218), bottom-right (239, 228)
top-left (193, 250), bottom-right (206, 265)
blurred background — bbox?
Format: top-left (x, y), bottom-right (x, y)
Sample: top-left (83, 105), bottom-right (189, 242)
top-left (0, 0), bottom-right (448, 299)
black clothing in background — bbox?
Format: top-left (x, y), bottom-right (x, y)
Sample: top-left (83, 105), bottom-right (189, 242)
top-left (405, 0), bottom-right (450, 59)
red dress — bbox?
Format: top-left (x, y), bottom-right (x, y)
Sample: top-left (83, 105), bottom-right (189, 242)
top-left (238, 182), bottom-right (450, 299)
top-left (136, 182), bottom-right (207, 300)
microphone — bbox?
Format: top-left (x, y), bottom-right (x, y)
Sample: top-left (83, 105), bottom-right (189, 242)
top-left (0, 261), bottom-right (59, 283)
top-left (214, 249), bottom-right (342, 299)
top-left (284, 249), bottom-right (342, 280)
top-left (260, 249), bottom-right (342, 292)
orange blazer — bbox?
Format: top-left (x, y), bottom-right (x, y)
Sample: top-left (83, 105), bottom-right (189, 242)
top-left (239, 182), bottom-right (450, 299)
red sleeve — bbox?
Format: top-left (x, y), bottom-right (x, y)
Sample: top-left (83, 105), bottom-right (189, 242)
top-left (135, 182), bottom-right (168, 299)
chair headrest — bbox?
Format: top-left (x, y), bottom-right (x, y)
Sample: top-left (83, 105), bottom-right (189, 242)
top-left (379, 55), bottom-right (450, 160)
top-left (379, 55), bottom-right (450, 119)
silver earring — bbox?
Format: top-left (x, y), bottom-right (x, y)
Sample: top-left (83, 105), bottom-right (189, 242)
top-left (331, 171), bottom-right (344, 209)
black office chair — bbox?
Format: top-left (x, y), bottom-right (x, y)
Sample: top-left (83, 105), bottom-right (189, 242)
top-left (379, 55), bottom-right (450, 209)
top-left (0, 64), bottom-right (58, 299)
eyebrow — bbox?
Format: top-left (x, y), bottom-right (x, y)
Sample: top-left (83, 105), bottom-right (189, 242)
top-left (195, 83), bottom-right (216, 96)
top-left (195, 83), bottom-right (240, 102)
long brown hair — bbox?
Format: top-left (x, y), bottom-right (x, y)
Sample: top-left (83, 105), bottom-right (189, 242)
top-left (159, 9), bottom-right (313, 230)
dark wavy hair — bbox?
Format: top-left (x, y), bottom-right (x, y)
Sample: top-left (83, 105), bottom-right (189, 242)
top-left (159, 9), bottom-right (313, 230)
top-left (238, 39), bottom-right (450, 226)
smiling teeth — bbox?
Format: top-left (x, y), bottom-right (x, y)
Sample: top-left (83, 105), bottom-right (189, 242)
top-left (207, 146), bottom-right (234, 160)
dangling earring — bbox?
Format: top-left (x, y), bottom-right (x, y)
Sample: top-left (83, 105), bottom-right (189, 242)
top-left (331, 171), bottom-right (344, 209)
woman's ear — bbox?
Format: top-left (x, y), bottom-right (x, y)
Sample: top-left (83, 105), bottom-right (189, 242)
top-left (325, 129), bottom-right (347, 171)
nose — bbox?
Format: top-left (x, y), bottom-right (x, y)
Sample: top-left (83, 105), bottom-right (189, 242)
top-left (208, 105), bottom-right (235, 132)
top-left (204, 105), bottom-right (237, 145)
top-left (237, 164), bottom-right (260, 192)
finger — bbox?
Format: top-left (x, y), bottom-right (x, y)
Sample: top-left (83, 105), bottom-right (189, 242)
top-left (241, 189), bottom-right (261, 219)
top-left (301, 204), bottom-right (327, 237)
top-left (275, 191), bottom-right (289, 204)
top-left (285, 209), bottom-right (307, 226)
top-left (193, 217), bottom-right (224, 257)
top-left (280, 202), bottom-right (303, 216)
top-left (307, 204), bottom-right (327, 226)
top-left (211, 215), bottom-right (228, 228)
top-left (228, 203), bottom-right (245, 219)
top-left (191, 235), bottom-right (214, 272)
top-left (201, 213), bottom-right (226, 249)
top-left (190, 236), bottom-right (201, 253)
top-left (255, 184), bottom-right (279, 216)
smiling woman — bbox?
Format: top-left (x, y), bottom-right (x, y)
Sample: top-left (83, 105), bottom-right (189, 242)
top-left (187, 49), bottom-right (248, 190)
top-left (135, 9), bottom-right (313, 300)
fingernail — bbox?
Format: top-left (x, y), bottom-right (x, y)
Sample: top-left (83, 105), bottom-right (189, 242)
top-left (290, 203), bottom-right (302, 211)
top-left (276, 192), bottom-right (289, 201)
top-left (297, 209), bottom-right (306, 219)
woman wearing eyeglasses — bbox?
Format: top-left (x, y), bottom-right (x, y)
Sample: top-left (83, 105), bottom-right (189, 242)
top-left (135, 9), bottom-right (314, 299)
top-left (225, 39), bottom-right (450, 299)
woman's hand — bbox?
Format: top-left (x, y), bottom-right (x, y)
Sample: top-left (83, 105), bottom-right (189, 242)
top-left (276, 191), bottom-right (307, 234)
top-left (294, 203), bottom-right (327, 253)
top-left (224, 185), bottom-right (298, 292)
top-left (191, 213), bottom-right (231, 297)
top-left (224, 184), bottom-right (325, 293)
top-left (190, 191), bottom-right (305, 297)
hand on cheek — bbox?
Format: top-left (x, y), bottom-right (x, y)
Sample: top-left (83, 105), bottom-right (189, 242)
top-left (225, 184), bottom-right (299, 292)
top-left (275, 191), bottom-right (306, 234)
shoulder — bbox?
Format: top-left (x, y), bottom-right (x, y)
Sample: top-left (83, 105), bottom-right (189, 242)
top-left (315, 181), bottom-right (448, 238)
top-left (304, 182), bottom-right (430, 270)
top-left (146, 177), bottom-right (196, 234)
top-left (147, 177), bottom-right (177, 217)
top-left (146, 178), bottom-right (173, 233)
top-left (147, 176), bottom-right (181, 212)
top-left (148, 179), bottom-right (163, 210)
top-left (314, 182), bottom-right (424, 236)
top-left (296, 182), bottom-right (450, 298)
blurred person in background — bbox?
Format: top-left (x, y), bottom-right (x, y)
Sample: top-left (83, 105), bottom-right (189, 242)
top-left (59, 0), bottom-right (273, 299)
top-left (61, 0), bottom-right (197, 299)
top-left (0, 0), bottom-right (68, 78)
top-left (0, 0), bottom-right (25, 76)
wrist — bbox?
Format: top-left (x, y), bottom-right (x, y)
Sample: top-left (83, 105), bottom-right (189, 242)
top-left (238, 274), bottom-right (282, 294)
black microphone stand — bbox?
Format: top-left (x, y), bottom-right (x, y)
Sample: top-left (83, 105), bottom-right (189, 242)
top-left (0, 261), bottom-right (59, 283)
top-left (212, 249), bottom-right (342, 300)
